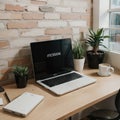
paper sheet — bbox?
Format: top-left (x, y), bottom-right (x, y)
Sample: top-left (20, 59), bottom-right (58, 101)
top-left (0, 98), bottom-right (3, 105)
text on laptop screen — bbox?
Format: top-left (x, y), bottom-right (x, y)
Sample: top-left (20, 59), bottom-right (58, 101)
top-left (30, 38), bottom-right (74, 80)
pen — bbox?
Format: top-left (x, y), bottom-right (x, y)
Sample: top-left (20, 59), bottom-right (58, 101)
top-left (4, 92), bottom-right (11, 103)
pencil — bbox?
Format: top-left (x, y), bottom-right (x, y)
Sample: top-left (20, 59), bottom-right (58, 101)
top-left (4, 92), bottom-right (11, 103)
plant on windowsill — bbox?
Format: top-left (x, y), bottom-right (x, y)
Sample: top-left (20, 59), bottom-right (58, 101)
top-left (13, 65), bottom-right (29, 88)
top-left (86, 28), bottom-right (109, 69)
top-left (72, 40), bottom-right (86, 73)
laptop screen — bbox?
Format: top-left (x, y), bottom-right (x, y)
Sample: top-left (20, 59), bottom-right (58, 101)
top-left (30, 38), bottom-right (74, 80)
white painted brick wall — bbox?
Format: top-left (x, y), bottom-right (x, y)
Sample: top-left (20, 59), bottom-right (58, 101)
top-left (21, 29), bottom-right (45, 37)
top-left (72, 28), bottom-right (80, 34)
top-left (38, 20), bottom-right (67, 27)
top-left (36, 0), bottom-right (47, 1)
top-left (25, 5), bottom-right (39, 12)
top-left (51, 35), bottom-right (63, 40)
top-left (63, 0), bottom-right (87, 7)
top-left (45, 13), bottom-right (60, 19)
top-left (0, 12), bottom-right (22, 19)
top-left (0, 49), bottom-right (20, 59)
top-left (47, 0), bottom-right (61, 5)
top-left (16, 0), bottom-right (31, 4)
top-left (0, 30), bottom-right (19, 39)
top-left (72, 8), bottom-right (87, 13)
top-left (69, 20), bottom-right (87, 27)
top-left (55, 7), bottom-right (71, 13)
top-left (0, 0), bottom-right (16, 4)
top-left (0, 4), bottom-right (5, 10)
top-left (0, 23), bottom-right (5, 29)
top-left (0, 0), bottom-right (92, 82)
top-left (0, 60), bottom-right (8, 70)
top-left (10, 38), bottom-right (36, 48)
top-left (0, 12), bottom-right (11, 19)
top-left (73, 34), bottom-right (81, 41)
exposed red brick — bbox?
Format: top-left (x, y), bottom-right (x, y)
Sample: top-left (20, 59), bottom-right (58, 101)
top-left (45, 28), bottom-right (72, 35)
top-left (0, 0), bottom-right (92, 82)
top-left (5, 4), bottom-right (24, 11)
top-left (23, 12), bottom-right (43, 20)
top-left (36, 36), bottom-right (51, 41)
top-left (80, 14), bottom-right (91, 26)
top-left (0, 41), bottom-right (9, 48)
top-left (61, 13), bottom-right (80, 20)
top-left (79, 27), bottom-right (88, 32)
top-left (80, 14), bottom-right (90, 20)
top-left (7, 21), bottom-right (37, 29)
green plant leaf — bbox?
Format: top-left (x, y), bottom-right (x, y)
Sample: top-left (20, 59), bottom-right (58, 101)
top-left (13, 65), bottom-right (29, 78)
top-left (72, 40), bottom-right (85, 59)
top-left (86, 28), bottom-right (109, 54)
top-left (97, 28), bottom-right (103, 36)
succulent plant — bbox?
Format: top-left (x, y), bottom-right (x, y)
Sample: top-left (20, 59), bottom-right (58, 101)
top-left (13, 65), bottom-right (29, 77)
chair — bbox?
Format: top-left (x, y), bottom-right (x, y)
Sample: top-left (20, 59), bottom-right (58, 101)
top-left (88, 89), bottom-right (120, 120)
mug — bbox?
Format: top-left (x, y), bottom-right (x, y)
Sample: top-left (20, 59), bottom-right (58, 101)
top-left (98, 63), bottom-right (114, 76)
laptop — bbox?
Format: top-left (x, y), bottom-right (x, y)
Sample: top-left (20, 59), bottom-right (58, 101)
top-left (30, 38), bottom-right (96, 95)
top-left (3, 92), bottom-right (44, 117)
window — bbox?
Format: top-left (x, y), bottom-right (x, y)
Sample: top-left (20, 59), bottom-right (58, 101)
top-left (93, 0), bottom-right (120, 52)
top-left (93, 0), bottom-right (120, 69)
top-left (109, 0), bottom-right (120, 52)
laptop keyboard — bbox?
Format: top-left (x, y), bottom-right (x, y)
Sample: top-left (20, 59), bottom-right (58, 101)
top-left (41, 72), bottom-right (83, 87)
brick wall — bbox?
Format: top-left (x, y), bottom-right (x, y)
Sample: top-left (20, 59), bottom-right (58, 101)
top-left (0, 0), bottom-right (92, 83)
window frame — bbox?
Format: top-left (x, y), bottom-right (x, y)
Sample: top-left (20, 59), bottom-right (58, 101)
top-left (93, 0), bottom-right (120, 69)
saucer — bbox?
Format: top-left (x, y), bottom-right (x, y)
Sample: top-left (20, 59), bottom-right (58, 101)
top-left (97, 72), bottom-right (111, 77)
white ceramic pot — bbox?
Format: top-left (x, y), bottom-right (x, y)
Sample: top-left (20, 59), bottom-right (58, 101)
top-left (73, 58), bottom-right (85, 73)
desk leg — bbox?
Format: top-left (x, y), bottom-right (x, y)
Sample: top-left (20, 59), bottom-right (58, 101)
top-left (69, 117), bottom-right (72, 120)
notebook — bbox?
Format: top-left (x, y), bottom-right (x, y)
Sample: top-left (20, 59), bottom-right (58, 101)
top-left (3, 92), bottom-right (44, 117)
top-left (30, 38), bottom-right (96, 95)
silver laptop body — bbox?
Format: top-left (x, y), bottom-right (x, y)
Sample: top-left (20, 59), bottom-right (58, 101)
top-left (30, 38), bottom-right (96, 95)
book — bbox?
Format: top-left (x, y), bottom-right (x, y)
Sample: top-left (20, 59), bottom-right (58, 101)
top-left (3, 92), bottom-right (44, 117)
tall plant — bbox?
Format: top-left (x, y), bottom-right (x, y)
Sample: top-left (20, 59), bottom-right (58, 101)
top-left (72, 40), bottom-right (85, 59)
top-left (86, 28), bottom-right (109, 54)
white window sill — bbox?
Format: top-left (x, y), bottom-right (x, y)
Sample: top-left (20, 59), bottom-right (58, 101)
top-left (105, 51), bottom-right (120, 70)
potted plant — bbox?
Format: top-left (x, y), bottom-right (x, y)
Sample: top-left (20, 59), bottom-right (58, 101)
top-left (72, 40), bottom-right (85, 72)
top-left (13, 65), bottom-right (29, 88)
top-left (86, 28), bottom-right (109, 68)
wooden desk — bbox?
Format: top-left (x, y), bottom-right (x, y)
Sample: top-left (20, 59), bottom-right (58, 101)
top-left (0, 68), bottom-right (120, 120)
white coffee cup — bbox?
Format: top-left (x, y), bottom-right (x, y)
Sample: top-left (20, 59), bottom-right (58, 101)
top-left (98, 63), bottom-right (114, 76)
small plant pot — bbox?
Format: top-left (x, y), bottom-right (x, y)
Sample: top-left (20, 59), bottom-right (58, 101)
top-left (15, 74), bottom-right (28, 88)
top-left (74, 58), bottom-right (85, 73)
top-left (87, 50), bottom-right (104, 69)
